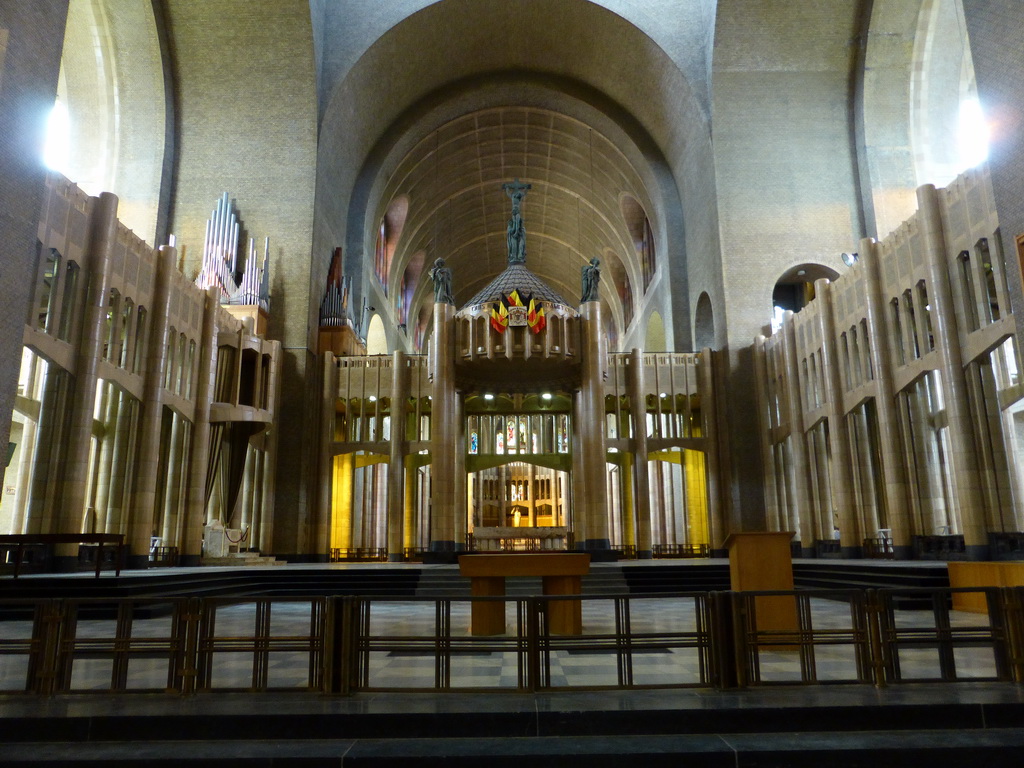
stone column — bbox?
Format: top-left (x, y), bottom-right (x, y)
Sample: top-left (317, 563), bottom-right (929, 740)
top-left (861, 237), bottom-right (912, 556)
top-left (619, 453), bottom-right (635, 548)
top-left (54, 192), bottom-right (118, 570)
top-left (387, 350), bottom-right (407, 560)
top-left (90, 383), bottom-right (117, 532)
top-left (126, 246), bottom-right (177, 568)
top-left (699, 349), bottom-right (725, 552)
top-left (429, 301), bottom-right (457, 551)
top-left (10, 355), bottom-right (41, 535)
top-left (753, 336), bottom-right (782, 531)
top-left (918, 184), bottom-right (986, 556)
top-left (180, 287), bottom-right (220, 566)
top-left (628, 348), bottom-right (653, 557)
top-left (258, 344), bottom-right (281, 554)
top-left (25, 378), bottom-right (63, 535)
top-left (316, 352), bottom-right (337, 557)
top-left (780, 312), bottom-right (814, 555)
top-left (907, 378), bottom-right (948, 532)
top-left (453, 393), bottom-right (467, 550)
top-left (161, 414), bottom-right (186, 544)
top-left (404, 458), bottom-right (416, 553)
top-left (850, 406), bottom-right (881, 537)
top-left (816, 279), bottom-right (858, 554)
top-left (249, 449), bottom-right (264, 548)
top-left (579, 301), bottom-right (609, 548)
top-left (570, 397), bottom-right (588, 547)
top-left (239, 446), bottom-right (255, 533)
top-left (105, 391), bottom-right (134, 533)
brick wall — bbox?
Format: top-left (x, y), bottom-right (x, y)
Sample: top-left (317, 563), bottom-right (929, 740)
top-left (710, 0), bottom-right (865, 531)
top-left (162, 0), bottom-right (318, 554)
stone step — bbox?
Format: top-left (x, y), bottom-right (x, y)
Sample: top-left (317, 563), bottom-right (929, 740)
top-left (6, 729), bottom-right (1024, 766)
top-left (201, 553), bottom-right (283, 567)
top-left (2, 692), bottom-right (1023, 766)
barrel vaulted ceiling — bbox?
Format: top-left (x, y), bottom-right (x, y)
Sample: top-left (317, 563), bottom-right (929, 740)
top-left (313, 0), bottom-right (715, 348)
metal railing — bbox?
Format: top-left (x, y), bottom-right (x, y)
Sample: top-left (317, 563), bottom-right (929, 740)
top-left (1, 587), bottom-right (1021, 695)
top-left (329, 548), bottom-right (389, 562)
top-left (652, 544), bottom-right (710, 558)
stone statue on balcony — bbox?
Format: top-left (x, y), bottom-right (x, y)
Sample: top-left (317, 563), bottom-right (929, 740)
top-left (581, 257), bottom-right (601, 303)
top-left (502, 178), bottom-right (531, 265)
top-left (430, 258), bottom-right (454, 304)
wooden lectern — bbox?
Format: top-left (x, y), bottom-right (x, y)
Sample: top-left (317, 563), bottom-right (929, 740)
top-left (725, 532), bottom-right (799, 642)
top-left (948, 561), bottom-right (1024, 613)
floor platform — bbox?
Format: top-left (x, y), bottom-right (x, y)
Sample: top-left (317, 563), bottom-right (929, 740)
top-left (1, 683), bottom-right (1022, 766)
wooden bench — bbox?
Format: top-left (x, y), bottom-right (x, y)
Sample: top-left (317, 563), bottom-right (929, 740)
top-left (458, 553), bottom-right (591, 635)
top-left (0, 533), bottom-right (125, 578)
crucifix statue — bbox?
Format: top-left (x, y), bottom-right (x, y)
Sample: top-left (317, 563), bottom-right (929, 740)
top-left (502, 178), bottom-right (531, 265)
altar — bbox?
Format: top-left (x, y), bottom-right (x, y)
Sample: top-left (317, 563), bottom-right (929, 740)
top-left (470, 526), bottom-right (569, 551)
top-left (458, 552), bottom-right (591, 635)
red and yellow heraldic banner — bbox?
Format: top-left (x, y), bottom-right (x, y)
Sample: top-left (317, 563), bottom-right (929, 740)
top-left (490, 290), bottom-right (545, 334)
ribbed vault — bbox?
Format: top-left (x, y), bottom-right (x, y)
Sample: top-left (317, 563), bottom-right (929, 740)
top-left (315, 0), bottom-right (709, 352)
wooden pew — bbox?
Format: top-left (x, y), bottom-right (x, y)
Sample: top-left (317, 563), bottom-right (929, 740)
top-left (0, 533), bottom-right (125, 578)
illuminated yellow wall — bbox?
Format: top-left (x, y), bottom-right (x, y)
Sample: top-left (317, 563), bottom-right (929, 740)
top-left (683, 449), bottom-right (708, 546)
top-left (331, 453), bottom-right (354, 550)
top-left (651, 448), bottom-right (709, 547)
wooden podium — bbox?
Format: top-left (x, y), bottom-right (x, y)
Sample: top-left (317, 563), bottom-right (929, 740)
top-left (458, 553), bottom-right (591, 635)
top-left (948, 561), bottom-right (1024, 613)
top-left (725, 532), bottom-right (799, 642)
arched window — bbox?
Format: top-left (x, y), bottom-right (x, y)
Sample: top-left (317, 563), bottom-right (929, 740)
top-left (398, 250), bottom-right (426, 327)
top-left (46, 0), bottom-right (166, 243)
top-left (911, 0), bottom-right (988, 186)
top-left (770, 264), bottom-right (838, 332)
top-left (620, 195), bottom-right (656, 292)
top-left (608, 253), bottom-right (634, 331)
top-left (694, 293), bottom-right (715, 350)
top-left (373, 196), bottom-right (409, 293)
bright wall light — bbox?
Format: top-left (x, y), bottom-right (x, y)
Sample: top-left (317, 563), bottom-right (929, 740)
top-left (43, 100), bottom-right (70, 174)
top-left (958, 97), bottom-right (989, 170)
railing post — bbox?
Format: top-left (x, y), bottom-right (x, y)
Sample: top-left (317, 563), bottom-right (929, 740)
top-left (28, 598), bottom-right (63, 695)
top-left (865, 589), bottom-right (887, 687)
top-left (1003, 587), bottom-right (1024, 684)
top-left (178, 597), bottom-right (200, 695)
top-left (325, 595), bottom-right (357, 695)
top-left (526, 596), bottom-right (541, 692)
top-left (708, 591), bottom-right (740, 689)
top-left (987, 587), bottom-right (1013, 682)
